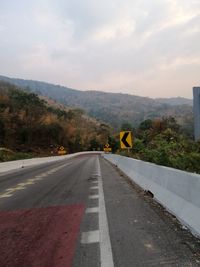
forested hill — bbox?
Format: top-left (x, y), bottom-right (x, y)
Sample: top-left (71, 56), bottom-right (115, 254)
top-left (0, 75), bottom-right (193, 131)
top-left (0, 81), bottom-right (112, 161)
top-left (157, 97), bottom-right (192, 106)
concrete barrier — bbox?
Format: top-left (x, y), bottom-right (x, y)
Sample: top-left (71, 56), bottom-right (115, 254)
top-left (103, 154), bottom-right (200, 237)
top-left (0, 151), bottom-right (102, 174)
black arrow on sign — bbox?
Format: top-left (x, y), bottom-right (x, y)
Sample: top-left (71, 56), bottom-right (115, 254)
top-left (121, 132), bottom-right (131, 147)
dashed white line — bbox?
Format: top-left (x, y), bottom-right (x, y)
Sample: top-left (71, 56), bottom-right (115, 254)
top-left (97, 157), bottom-right (114, 267)
top-left (17, 183), bottom-right (28, 186)
top-left (12, 186), bottom-right (26, 190)
top-left (89, 195), bottom-right (99, 199)
top-left (34, 177), bottom-right (42, 181)
top-left (0, 161), bottom-right (71, 199)
top-left (84, 157), bottom-right (113, 266)
top-left (0, 193), bottom-right (13, 198)
top-left (86, 207), bottom-right (99, 213)
top-left (81, 230), bottom-right (100, 244)
top-left (36, 173), bottom-right (48, 178)
top-left (5, 189), bottom-right (16, 193)
top-left (90, 186), bottom-right (99, 190)
top-left (90, 186), bottom-right (99, 189)
top-left (25, 180), bottom-right (35, 185)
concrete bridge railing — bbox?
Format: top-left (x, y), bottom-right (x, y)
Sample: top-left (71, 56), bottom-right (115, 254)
top-left (103, 153), bottom-right (200, 237)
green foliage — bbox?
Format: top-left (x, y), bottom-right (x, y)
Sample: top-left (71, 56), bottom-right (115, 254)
top-left (132, 138), bottom-right (145, 153)
top-left (119, 117), bottom-right (200, 174)
top-left (7, 152), bottom-right (33, 161)
top-left (108, 135), bottom-right (119, 153)
top-left (139, 119), bottom-right (152, 130)
top-left (47, 106), bottom-right (68, 119)
top-left (89, 138), bottom-right (100, 151)
top-left (0, 81), bottom-right (112, 160)
top-left (0, 118), bottom-right (5, 141)
top-left (0, 149), bottom-right (32, 162)
top-left (9, 89), bottom-right (45, 110)
top-left (121, 122), bottom-right (134, 131)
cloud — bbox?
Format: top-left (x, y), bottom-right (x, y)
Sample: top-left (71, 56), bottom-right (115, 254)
top-left (0, 0), bottom-right (200, 97)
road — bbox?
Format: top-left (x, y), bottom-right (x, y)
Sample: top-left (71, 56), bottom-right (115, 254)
top-left (0, 154), bottom-right (200, 266)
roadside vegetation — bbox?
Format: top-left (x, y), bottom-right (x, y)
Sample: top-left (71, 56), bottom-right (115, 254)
top-left (118, 118), bottom-right (200, 174)
top-left (0, 81), bottom-right (111, 161)
top-left (1, 80), bottom-right (199, 174)
top-left (0, 76), bottom-right (193, 130)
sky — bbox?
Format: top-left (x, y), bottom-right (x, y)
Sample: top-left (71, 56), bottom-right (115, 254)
top-left (0, 0), bottom-right (200, 98)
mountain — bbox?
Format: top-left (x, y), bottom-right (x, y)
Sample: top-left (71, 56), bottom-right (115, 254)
top-left (0, 75), bottom-right (193, 131)
top-left (157, 97), bottom-right (193, 106)
top-left (0, 80), bottom-right (111, 158)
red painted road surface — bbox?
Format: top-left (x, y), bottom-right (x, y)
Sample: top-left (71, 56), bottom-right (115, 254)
top-left (0, 205), bottom-right (85, 267)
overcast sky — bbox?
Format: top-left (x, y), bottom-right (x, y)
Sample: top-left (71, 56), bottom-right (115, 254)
top-left (0, 0), bottom-right (200, 98)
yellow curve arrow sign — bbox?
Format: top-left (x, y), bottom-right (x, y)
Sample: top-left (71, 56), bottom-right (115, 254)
top-left (120, 131), bottom-right (132, 149)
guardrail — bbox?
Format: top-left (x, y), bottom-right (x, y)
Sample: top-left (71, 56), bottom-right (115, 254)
top-left (0, 151), bottom-right (103, 174)
top-left (103, 153), bottom-right (200, 237)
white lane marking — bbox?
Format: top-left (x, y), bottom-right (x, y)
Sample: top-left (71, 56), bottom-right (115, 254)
top-left (81, 230), bottom-right (100, 244)
top-left (25, 181), bottom-right (35, 185)
top-left (92, 181), bottom-right (98, 184)
top-left (37, 173), bottom-right (48, 177)
top-left (97, 157), bottom-right (114, 267)
top-left (17, 183), bottom-right (27, 186)
top-left (3, 186), bottom-right (25, 195)
top-left (86, 207), bottom-right (99, 213)
top-left (0, 161), bottom-right (72, 199)
top-left (90, 186), bottom-right (99, 190)
top-left (5, 188), bottom-right (16, 193)
top-left (26, 179), bottom-right (36, 184)
top-left (0, 193), bottom-right (13, 198)
top-left (89, 195), bottom-right (99, 199)
top-left (46, 171), bottom-right (55, 174)
top-left (11, 185), bottom-right (26, 190)
top-left (34, 178), bottom-right (42, 181)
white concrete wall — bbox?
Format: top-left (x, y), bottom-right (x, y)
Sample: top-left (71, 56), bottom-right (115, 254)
top-left (103, 154), bottom-right (200, 237)
top-left (0, 151), bottom-right (102, 174)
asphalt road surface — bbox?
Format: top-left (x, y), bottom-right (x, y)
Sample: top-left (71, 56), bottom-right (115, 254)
top-left (0, 154), bottom-right (200, 267)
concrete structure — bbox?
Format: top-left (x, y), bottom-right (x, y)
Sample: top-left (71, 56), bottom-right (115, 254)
top-left (193, 87), bottom-right (200, 141)
top-left (103, 153), bottom-right (200, 237)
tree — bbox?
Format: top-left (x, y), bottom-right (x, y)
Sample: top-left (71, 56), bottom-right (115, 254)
top-left (139, 119), bottom-right (152, 131)
top-left (0, 118), bottom-right (5, 145)
top-left (121, 122), bottom-right (134, 131)
top-left (89, 138), bottom-right (100, 151)
top-left (108, 135), bottom-right (119, 153)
